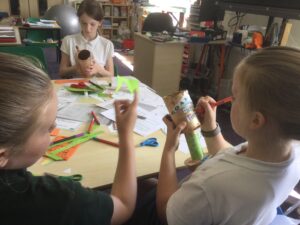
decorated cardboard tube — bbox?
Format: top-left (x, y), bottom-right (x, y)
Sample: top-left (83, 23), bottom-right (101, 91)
top-left (163, 90), bottom-right (204, 160)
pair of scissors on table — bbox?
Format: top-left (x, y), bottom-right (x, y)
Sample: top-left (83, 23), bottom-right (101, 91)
top-left (44, 172), bottom-right (83, 181)
top-left (138, 138), bottom-right (159, 147)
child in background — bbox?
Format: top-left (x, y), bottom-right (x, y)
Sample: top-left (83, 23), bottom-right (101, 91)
top-left (59, 0), bottom-right (114, 78)
top-left (157, 46), bottom-right (300, 225)
top-left (0, 52), bottom-right (137, 225)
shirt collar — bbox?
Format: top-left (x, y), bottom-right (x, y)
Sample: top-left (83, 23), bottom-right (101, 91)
top-left (79, 32), bottom-right (100, 47)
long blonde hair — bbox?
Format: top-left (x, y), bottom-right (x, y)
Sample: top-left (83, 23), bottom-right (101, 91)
top-left (236, 46), bottom-right (300, 140)
top-left (0, 53), bottom-right (53, 155)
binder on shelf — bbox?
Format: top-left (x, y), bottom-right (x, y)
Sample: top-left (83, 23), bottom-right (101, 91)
top-left (0, 26), bottom-right (16, 43)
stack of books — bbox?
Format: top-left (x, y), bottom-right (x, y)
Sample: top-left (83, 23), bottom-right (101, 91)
top-left (0, 26), bottom-right (16, 43)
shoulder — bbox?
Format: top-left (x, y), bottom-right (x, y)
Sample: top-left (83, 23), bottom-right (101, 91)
top-left (62, 33), bottom-right (82, 44)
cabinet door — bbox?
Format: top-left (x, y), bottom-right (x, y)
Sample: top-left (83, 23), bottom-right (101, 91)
top-left (1, 0), bottom-right (63, 17)
top-left (0, 0), bottom-right (11, 15)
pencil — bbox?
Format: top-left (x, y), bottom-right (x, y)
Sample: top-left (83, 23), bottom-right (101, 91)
top-left (91, 111), bottom-right (100, 125)
top-left (137, 115), bottom-right (146, 120)
top-left (50, 133), bottom-right (85, 145)
top-left (87, 117), bottom-right (95, 133)
top-left (93, 137), bottom-right (119, 148)
top-left (196, 96), bottom-right (233, 114)
top-left (89, 80), bottom-right (104, 90)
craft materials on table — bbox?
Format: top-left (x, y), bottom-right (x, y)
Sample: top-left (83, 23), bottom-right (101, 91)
top-left (46, 131), bottom-right (103, 161)
top-left (93, 137), bottom-right (119, 148)
top-left (53, 76), bottom-right (200, 159)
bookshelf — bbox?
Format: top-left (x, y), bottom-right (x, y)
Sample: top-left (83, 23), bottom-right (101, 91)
top-left (102, 3), bottom-right (131, 40)
top-left (74, 1), bottom-right (131, 40)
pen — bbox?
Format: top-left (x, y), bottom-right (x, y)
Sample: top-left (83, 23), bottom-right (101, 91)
top-left (91, 111), bottom-right (100, 125)
top-left (93, 137), bottom-right (119, 148)
top-left (211, 96), bottom-right (233, 107)
top-left (196, 96), bottom-right (233, 114)
top-left (50, 133), bottom-right (85, 145)
top-left (137, 115), bottom-right (146, 120)
top-left (87, 117), bottom-right (95, 133)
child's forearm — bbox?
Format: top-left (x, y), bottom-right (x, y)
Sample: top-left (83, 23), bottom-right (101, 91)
top-left (204, 133), bottom-right (232, 156)
top-left (111, 133), bottom-right (136, 222)
top-left (156, 149), bottom-right (178, 222)
top-left (96, 67), bottom-right (114, 77)
top-left (59, 65), bottom-right (78, 78)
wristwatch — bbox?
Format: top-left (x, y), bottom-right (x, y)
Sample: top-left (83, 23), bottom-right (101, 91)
top-left (201, 123), bottom-right (221, 137)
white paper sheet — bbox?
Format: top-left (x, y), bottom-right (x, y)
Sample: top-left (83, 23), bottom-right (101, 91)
top-left (56, 118), bottom-right (82, 131)
top-left (101, 106), bottom-right (162, 136)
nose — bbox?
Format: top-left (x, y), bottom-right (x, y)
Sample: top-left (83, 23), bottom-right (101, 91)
top-left (85, 24), bottom-right (92, 33)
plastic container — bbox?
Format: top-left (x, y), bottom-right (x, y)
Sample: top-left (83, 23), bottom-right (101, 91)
top-left (122, 39), bottom-right (134, 50)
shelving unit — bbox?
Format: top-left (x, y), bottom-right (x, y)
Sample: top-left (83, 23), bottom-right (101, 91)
top-left (102, 3), bottom-right (131, 40)
top-left (73, 1), bottom-right (131, 40)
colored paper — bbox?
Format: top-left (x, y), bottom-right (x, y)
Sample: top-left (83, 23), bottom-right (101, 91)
top-left (46, 136), bottom-right (80, 160)
top-left (115, 76), bottom-right (139, 94)
top-left (50, 128), bottom-right (60, 136)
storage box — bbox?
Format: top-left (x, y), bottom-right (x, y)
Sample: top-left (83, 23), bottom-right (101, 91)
top-left (122, 39), bottom-right (134, 49)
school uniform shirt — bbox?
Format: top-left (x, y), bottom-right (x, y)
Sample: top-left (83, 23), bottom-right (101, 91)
top-left (166, 142), bottom-right (300, 225)
top-left (0, 169), bottom-right (113, 225)
top-left (61, 33), bottom-right (114, 68)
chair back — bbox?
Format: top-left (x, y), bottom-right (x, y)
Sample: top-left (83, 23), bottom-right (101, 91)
top-left (142, 13), bottom-right (175, 34)
top-left (0, 46), bottom-right (48, 73)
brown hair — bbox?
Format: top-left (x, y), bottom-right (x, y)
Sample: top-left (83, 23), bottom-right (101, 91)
top-left (0, 53), bottom-right (53, 155)
top-left (235, 46), bottom-right (300, 140)
top-left (77, 0), bottom-right (104, 22)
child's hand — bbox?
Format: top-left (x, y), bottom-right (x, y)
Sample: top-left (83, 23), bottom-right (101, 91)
top-left (163, 115), bottom-right (186, 152)
top-left (196, 96), bottom-right (217, 132)
top-left (114, 92), bottom-right (138, 135)
top-left (91, 61), bottom-right (106, 75)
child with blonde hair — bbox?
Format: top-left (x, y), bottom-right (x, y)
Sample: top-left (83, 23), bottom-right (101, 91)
top-left (0, 52), bottom-right (138, 225)
top-left (157, 46), bottom-right (300, 225)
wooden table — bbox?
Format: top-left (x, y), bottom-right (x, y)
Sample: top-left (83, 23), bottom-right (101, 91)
top-left (29, 79), bottom-right (189, 189)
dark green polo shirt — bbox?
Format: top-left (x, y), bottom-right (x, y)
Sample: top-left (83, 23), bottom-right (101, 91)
top-left (0, 169), bottom-right (113, 225)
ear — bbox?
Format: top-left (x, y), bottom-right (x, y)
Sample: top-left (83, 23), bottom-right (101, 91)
top-left (250, 111), bottom-right (266, 130)
top-left (0, 149), bottom-right (9, 168)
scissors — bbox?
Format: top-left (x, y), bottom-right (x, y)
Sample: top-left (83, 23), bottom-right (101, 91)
top-left (139, 138), bottom-right (159, 147)
top-left (44, 172), bottom-right (83, 182)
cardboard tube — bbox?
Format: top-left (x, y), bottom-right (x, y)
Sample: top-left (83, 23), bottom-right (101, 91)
top-left (163, 90), bottom-right (204, 160)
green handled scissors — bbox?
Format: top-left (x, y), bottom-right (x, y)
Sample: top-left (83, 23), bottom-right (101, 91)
top-left (44, 172), bottom-right (83, 181)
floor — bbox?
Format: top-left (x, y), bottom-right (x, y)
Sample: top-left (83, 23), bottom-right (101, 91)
top-left (44, 47), bottom-right (299, 219)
